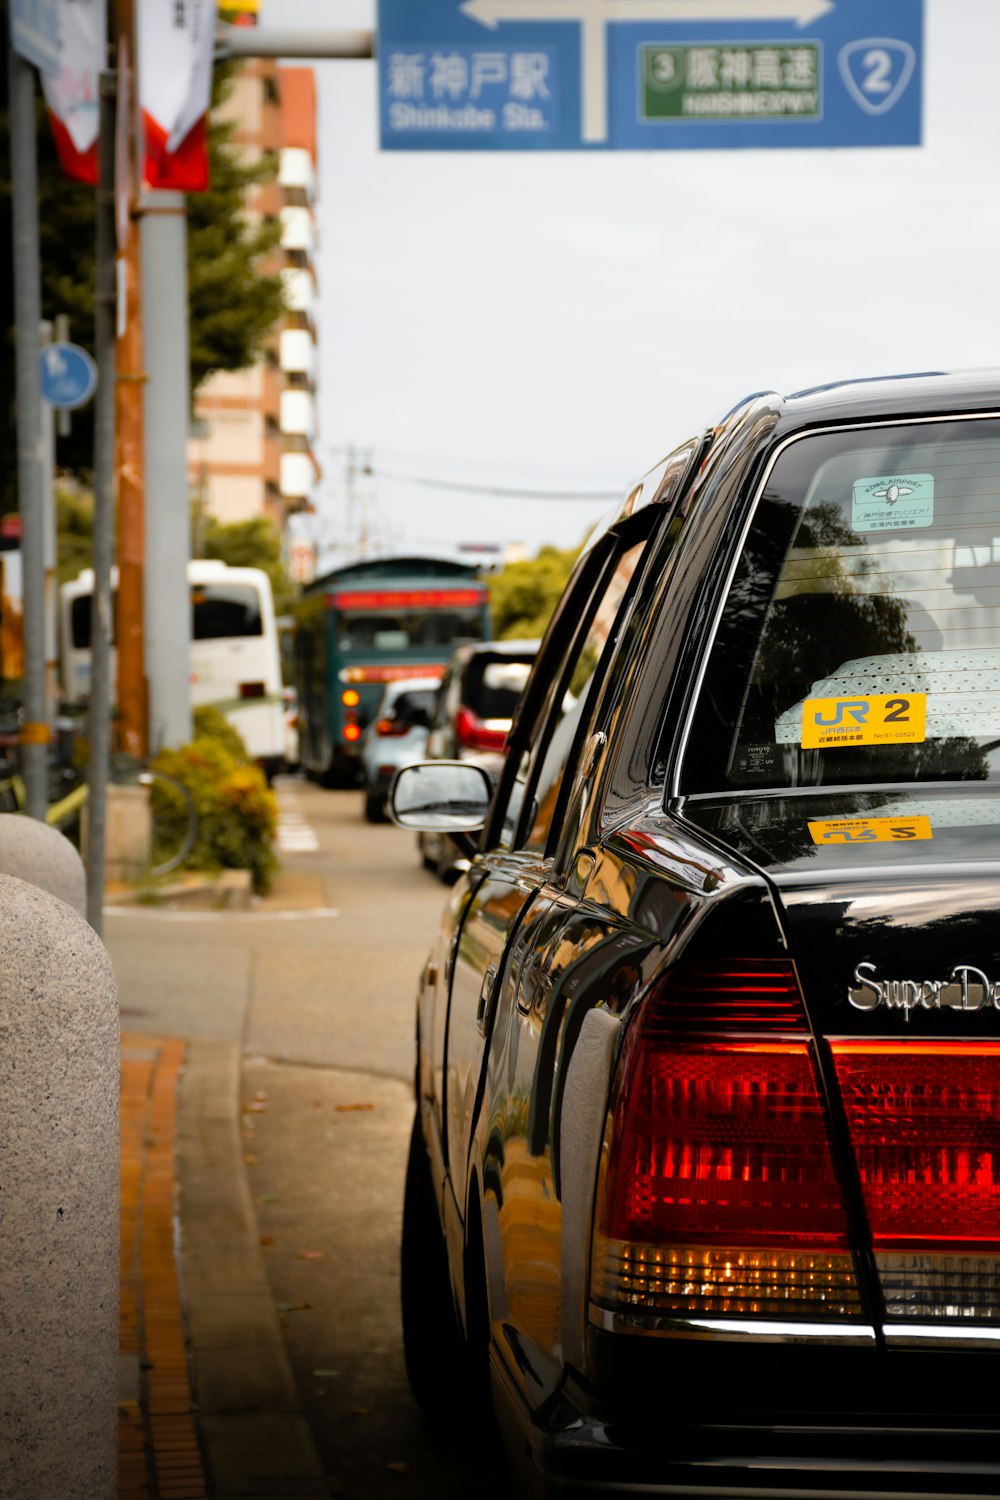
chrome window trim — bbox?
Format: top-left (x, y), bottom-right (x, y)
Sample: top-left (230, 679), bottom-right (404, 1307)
top-left (669, 409), bottom-right (1000, 802)
top-left (884, 1323), bottom-right (1000, 1349)
top-left (589, 1305), bottom-right (876, 1344)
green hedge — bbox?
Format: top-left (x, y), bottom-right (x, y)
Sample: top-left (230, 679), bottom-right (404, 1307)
top-left (152, 708), bottom-right (279, 893)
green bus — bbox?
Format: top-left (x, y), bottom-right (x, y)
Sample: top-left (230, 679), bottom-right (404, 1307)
top-left (293, 555), bottom-right (492, 786)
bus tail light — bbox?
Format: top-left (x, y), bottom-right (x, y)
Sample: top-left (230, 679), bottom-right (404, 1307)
top-left (455, 706), bottom-right (507, 753)
top-left (832, 1040), bottom-right (1000, 1320)
top-left (591, 962), bottom-right (862, 1321)
top-left (343, 720), bottom-right (361, 742)
top-left (239, 681), bottom-right (266, 699)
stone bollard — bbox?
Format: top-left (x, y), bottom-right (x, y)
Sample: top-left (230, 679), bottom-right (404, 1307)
top-left (0, 813), bottom-right (87, 918)
top-left (0, 874), bottom-right (118, 1497)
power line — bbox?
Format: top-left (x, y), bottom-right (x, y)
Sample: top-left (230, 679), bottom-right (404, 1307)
top-left (366, 466), bottom-right (621, 501)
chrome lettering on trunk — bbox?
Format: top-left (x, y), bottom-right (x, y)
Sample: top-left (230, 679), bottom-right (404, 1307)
top-left (849, 961), bottom-right (1000, 1019)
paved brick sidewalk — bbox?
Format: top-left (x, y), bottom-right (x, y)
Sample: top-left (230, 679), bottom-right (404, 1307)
top-left (120, 1033), bottom-right (211, 1500)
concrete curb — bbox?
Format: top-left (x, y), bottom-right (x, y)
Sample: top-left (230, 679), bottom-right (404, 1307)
top-left (176, 1038), bottom-right (329, 1498)
top-left (107, 869), bottom-right (254, 910)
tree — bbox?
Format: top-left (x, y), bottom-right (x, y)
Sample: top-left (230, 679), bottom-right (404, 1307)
top-left (186, 66), bottom-right (285, 393)
top-left (0, 51), bottom-right (285, 509)
top-left (198, 513), bottom-right (296, 619)
top-left (487, 544), bottom-right (581, 641)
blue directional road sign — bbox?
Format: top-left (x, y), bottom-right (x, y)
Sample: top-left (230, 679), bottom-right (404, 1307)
top-left (377, 0), bottom-right (922, 152)
top-left (39, 342), bottom-right (98, 410)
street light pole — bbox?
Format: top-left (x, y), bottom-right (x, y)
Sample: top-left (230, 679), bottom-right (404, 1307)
top-left (114, 0), bottom-right (147, 761)
top-left (139, 22), bottom-right (374, 754)
top-left (7, 43), bottom-right (48, 821)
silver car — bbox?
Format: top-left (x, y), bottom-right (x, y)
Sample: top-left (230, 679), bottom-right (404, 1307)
top-left (358, 676), bottom-right (440, 823)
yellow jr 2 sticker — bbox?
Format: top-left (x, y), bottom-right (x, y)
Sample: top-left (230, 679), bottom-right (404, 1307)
top-left (801, 692), bottom-right (927, 749)
top-left (808, 815), bottom-right (933, 845)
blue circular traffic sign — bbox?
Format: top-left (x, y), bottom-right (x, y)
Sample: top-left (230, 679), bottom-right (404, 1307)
top-left (39, 341), bottom-right (98, 410)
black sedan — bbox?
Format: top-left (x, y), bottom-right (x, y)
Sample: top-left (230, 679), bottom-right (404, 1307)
top-left (391, 369), bottom-right (1000, 1498)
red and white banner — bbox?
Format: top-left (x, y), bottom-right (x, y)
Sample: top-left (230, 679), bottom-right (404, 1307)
top-left (41, 0), bottom-right (106, 185)
top-left (137, 0), bottom-right (218, 192)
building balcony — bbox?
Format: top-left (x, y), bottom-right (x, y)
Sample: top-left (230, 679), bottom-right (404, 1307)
top-left (278, 328), bottom-right (314, 377)
top-left (280, 450), bottom-right (315, 501)
top-left (280, 205), bottom-right (314, 253)
top-left (280, 389), bottom-right (315, 439)
top-left (281, 266), bottom-right (314, 314)
top-left (279, 146), bottom-right (315, 199)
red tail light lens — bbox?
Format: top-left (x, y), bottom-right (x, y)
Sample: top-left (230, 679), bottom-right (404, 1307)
top-left (455, 706), bottom-right (507, 753)
top-left (591, 963), bottom-right (861, 1321)
top-left (239, 681), bottom-right (265, 699)
top-left (375, 718), bottom-right (409, 737)
top-left (832, 1041), bottom-right (1000, 1253)
top-left (640, 962), bottom-right (806, 1035)
top-left (343, 720), bottom-right (361, 742)
top-left (831, 1040), bottom-right (1000, 1323)
top-left (601, 1039), bottom-right (849, 1249)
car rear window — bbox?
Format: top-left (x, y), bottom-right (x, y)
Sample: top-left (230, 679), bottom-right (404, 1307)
top-left (393, 689), bottom-right (437, 721)
top-left (462, 655), bottom-right (535, 721)
top-left (683, 416), bottom-right (1000, 793)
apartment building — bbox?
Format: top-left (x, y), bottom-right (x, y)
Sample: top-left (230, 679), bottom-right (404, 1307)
top-left (187, 61), bottom-right (320, 544)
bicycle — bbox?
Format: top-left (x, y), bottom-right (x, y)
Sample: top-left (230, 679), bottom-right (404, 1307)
top-left (0, 740), bottom-right (198, 881)
top-left (108, 754), bottom-right (199, 879)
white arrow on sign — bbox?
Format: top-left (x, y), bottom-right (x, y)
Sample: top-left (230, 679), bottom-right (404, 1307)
top-left (460, 0), bottom-right (835, 141)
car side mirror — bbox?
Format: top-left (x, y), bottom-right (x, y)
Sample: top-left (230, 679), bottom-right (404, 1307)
top-left (388, 761), bottom-right (492, 833)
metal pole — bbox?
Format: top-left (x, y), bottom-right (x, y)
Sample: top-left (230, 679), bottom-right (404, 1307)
top-left (114, 0), bottom-right (147, 759)
top-left (214, 26), bottom-right (374, 59)
top-left (38, 322), bottom-right (58, 725)
top-left (87, 69), bottom-right (118, 935)
top-left (7, 46), bottom-right (48, 820)
top-left (141, 190), bottom-right (191, 753)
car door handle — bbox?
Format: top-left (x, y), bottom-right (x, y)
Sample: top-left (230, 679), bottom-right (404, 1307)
top-left (476, 963), bottom-right (499, 1037)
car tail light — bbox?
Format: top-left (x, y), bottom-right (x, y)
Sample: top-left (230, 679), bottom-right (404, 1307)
top-left (591, 962), bottom-right (862, 1321)
top-left (832, 1041), bottom-right (1000, 1320)
top-left (375, 717), bottom-right (409, 737)
top-left (239, 681), bottom-right (265, 699)
top-left (455, 706), bottom-right (507, 753)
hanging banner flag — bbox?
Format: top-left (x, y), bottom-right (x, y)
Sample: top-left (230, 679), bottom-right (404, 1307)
top-left (137, 0), bottom-right (218, 192)
top-left (40, 0), bottom-right (105, 184)
top-left (219, 0), bottom-right (258, 24)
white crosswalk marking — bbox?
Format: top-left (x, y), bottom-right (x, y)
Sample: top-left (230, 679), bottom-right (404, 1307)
top-left (277, 811), bottom-right (319, 853)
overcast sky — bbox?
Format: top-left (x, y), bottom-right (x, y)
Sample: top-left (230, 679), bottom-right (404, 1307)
top-left (259, 0), bottom-right (1000, 566)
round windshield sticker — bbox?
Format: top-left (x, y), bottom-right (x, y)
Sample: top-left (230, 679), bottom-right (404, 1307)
top-left (852, 472), bottom-right (934, 532)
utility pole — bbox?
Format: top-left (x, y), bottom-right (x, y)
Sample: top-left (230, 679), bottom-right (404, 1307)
top-left (115, 0), bottom-right (147, 760)
top-left (7, 42), bottom-right (48, 820)
top-left (87, 64), bottom-right (119, 935)
top-left (142, 188), bottom-right (192, 753)
top-left (138, 24), bottom-right (376, 755)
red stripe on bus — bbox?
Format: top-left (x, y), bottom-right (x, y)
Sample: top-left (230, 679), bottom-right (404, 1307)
top-left (326, 589), bottom-right (486, 610)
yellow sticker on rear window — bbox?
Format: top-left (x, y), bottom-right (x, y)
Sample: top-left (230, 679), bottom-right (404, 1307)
top-left (808, 815), bottom-right (933, 845)
top-left (800, 693), bottom-right (927, 749)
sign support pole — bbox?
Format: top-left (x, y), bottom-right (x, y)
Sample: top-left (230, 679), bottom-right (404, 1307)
top-left (7, 41), bottom-right (48, 820)
top-left (114, 0), bottom-right (147, 760)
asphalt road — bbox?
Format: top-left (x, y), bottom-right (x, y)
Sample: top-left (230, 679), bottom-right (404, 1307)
top-left (106, 775), bottom-right (506, 1500)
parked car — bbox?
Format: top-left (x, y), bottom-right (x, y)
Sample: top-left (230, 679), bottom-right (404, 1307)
top-left (281, 685), bottom-right (300, 772)
top-left (391, 369), bottom-right (1000, 1498)
top-left (417, 638), bottom-right (538, 880)
top-left (358, 676), bottom-right (439, 823)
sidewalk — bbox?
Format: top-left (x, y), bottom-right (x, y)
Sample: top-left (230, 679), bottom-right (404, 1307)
top-left (119, 1030), bottom-right (328, 1499)
top-left (120, 1033), bottom-right (210, 1499)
